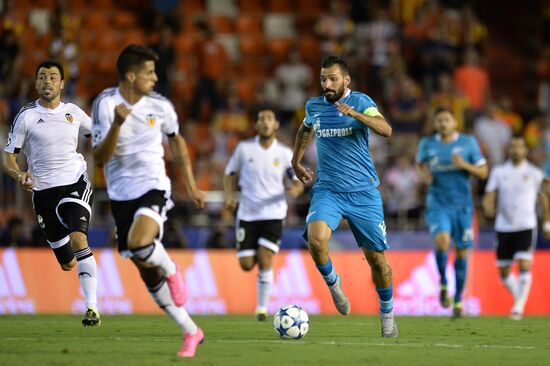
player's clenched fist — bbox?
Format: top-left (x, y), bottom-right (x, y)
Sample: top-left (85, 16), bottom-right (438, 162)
top-left (292, 163), bottom-right (314, 185)
top-left (114, 104), bottom-right (131, 125)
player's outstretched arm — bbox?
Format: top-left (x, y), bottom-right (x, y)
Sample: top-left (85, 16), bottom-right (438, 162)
top-left (168, 134), bottom-right (205, 209)
top-left (291, 123), bottom-right (314, 185)
top-left (335, 102), bottom-right (392, 137)
top-left (540, 180), bottom-right (550, 239)
top-left (93, 104), bottom-right (130, 167)
top-left (1, 152), bottom-right (34, 191)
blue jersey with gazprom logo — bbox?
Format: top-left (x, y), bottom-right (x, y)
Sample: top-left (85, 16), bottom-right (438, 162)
top-left (304, 90), bottom-right (380, 192)
top-left (416, 133), bottom-right (486, 209)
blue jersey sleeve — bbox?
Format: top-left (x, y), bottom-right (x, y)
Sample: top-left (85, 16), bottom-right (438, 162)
top-left (467, 136), bottom-right (486, 166)
top-left (415, 137), bottom-right (429, 163)
top-left (303, 99), bottom-right (313, 127)
top-left (359, 94), bottom-right (378, 113)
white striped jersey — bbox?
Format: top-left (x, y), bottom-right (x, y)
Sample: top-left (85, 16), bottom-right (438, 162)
top-left (91, 87), bottom-right (179, 201)
top-left (4, 100), bottom-right (91, 191)
top-left (225, 136), bottom-right (295, 221)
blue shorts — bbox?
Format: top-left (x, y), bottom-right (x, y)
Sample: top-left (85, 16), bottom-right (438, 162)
top-left (425, 207), bottom-right (474, 249)
top-left (304, 187), bottom-right (389, 251)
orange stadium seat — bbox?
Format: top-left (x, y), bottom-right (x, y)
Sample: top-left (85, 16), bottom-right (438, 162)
top-left (96, 30), bottom-right (119, 52)
top-left (83, 12), bottom-right (110, 30)
top-left (267, 38), bottom-right (294, 64)
top-left (236, 78), bottom-right (258, 104)
top-left (181, 0), bottom-right (205, 14)
top-left (113, 11), bottom-right (138, 28)
top-left (235, 14), bottom-right (262, 34)
top-left (79, 31), bottom-right (96, 50)
top-left (238, 0), bottom-right (264, 13)
top-left (298, 35), bottom-right (321, 65)
top-left (239, 59), bottom-right (265, 78)
top-left (174, 34), bottom-right (197, 54)
top-left (208, 15), bottom-right (234, 34)
top-left (297, 0), bottom-right (323, 16)
top-left (239, 35), bottom-right (264, 58)
top-left (267, 0), bottom-right (294, 13)
top-left (120, 30), bottom-right (145, 47)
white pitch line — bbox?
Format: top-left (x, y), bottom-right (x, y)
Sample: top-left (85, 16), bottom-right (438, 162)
top-left (0, 337), bottom-right (537, 351)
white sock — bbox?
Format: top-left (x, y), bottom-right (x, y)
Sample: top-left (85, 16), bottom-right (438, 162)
top-left (257, 268), bottom-right (273, 312)
top-left (133, 241), bottom-right (176, 276)
top-left (502, 273), bottom-right (518, 300)
top-left (149, 279), bottom-right (198, 335)
top-left (77, 255), bottom-right (98, 310)
top-left (515, 271), bottom-right (532, 313)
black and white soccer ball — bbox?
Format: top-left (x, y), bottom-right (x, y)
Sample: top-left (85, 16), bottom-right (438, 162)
top-left (273, 304), bottom-right (309, 340)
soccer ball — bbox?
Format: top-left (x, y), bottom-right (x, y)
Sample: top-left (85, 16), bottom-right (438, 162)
top-left (273, 304), bottom-right (309, 340)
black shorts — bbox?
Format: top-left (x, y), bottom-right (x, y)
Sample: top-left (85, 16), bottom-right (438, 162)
top-left (236, 219), bottom-right (283, 257)
top-left (111, 189), bottom-right (173, 255)
top-left (496, 228), bottom-right (536, 265)
top-left (32, 173), bottom-right (93, 249)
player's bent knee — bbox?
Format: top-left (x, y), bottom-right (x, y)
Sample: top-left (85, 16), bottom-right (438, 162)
top-left (239, 258), bottom-right (255, 271)
top-left (53, 242), bottom-right (76, 268)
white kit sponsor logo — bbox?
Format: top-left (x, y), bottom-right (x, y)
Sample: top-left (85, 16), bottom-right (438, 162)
top-left (394, 252), bottom-right (480, 316)
top-left (72, 250), bottom-right (132, 314)
top-left (0, 248), bottom-right (35, 314)
top-left (270, 250), bottom-right (320, 314)
top-left (185, 250), bottom-right (226, 314)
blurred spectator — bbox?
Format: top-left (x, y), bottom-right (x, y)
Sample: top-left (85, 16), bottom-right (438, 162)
top-left (454, 48), bottom-right (490, 114)
top-left (0, 216), bottom-right (28, 247)
top-left (461, 5), bottom-right (487, 52)
top-left (163, 216), bottom-right (188, 248)
top-left (189, 20), bottom-right (228, 123)
top-left (474, 103), bottom-right (511, 166)
top-left (495, 95), bottom-right (523, 133)
top-left (149, 25), bottom-right (176, 97)
top-left (0, 28), bottom-right (19, 81)
top-left (383, 152), bottom-right (422, 228)
top-left (274, 49), bottom-right (312, 124)
top-left (389, 75), bottom-right (426, 133)
top-left (315, 0), bottom-right (355, 56)
top-left (429, 72), bottom-right (469, 131)
top-left (356, 8), bottom-right (397, 102)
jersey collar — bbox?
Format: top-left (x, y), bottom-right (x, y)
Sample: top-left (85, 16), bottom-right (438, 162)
top-left (435, 132), bottom-right (459, 143)
top-left (35, 99), bottom-right (65, 113)
top-left (255, 135), bottom-right (278, 151)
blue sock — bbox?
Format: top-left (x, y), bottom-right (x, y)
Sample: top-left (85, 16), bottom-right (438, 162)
top-left (435, 251), bottom-right (448, 286)
top-left (454, 257), bottom-right (467, 304)
top-left (316, 258), bottom-right (337, 286)
top-left (376, 286), bottom-right (393, 313)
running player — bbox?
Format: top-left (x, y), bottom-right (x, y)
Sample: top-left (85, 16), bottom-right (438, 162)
top-left (482, 136), bottom-right (550, 320)
top-left (2, 60), bottom-right (100, 326)
top-left (291, 55), bottom-right (397, 337)
top-left (416, 107), bottom-right (488, 318)
top-left (91, 45), bottom-right (205, 357)
top-left (224, 108), bottom-right (303, 321)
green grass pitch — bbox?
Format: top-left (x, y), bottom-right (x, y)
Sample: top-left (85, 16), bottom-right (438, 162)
top-left (1, 315), bottom-right (549, 365)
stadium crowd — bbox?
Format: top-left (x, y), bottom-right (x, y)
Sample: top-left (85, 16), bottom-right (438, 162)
top-left (2, 0), bottom-right (550, 248)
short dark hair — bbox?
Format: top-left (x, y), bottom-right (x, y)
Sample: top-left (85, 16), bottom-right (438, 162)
top-left (116, 44), bottom-right (159, 80)
top-left (35, 60), bottom-right (64, 80)
top-left (433, 106), bottom-right (453, 116)
top-left (255, 106), bottom-right (278, 120)
top-left (321, 55), bottom-right (349, 75)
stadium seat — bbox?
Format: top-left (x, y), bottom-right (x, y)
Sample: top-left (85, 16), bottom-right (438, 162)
top-left (297, 0), bottom-right (322, 16)
top-left (174, 34), bottom-right (197, 54)
top-left (266, 0), bottom-right (294, 13)
top-left (208, 15), bottom-right (234, 34)
top-left (267, 38), bottom-right (294, 65)
top-left (238, 59), bottom-right (265, 78)
top-left (235, 78), bottom-right (258, 104)
top-left (235, 14), bottom-right (262, 34)
top-left (298, 35), bottom-right (321, 65)
top-left (239, 35), bottom-right (264, 58)
top-left (120, 30), bottom-right (145, 47)
top-left (238, 0), bottom-right (264, 13)
top-left (113, 11), bottom-right (138, 28)
top-left (181, 0), bottom-right (205, 14)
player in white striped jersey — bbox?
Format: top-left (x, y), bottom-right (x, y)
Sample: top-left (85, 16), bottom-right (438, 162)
top-left (482, 136), bottom-right (550, 320)
top-left (92, 45), bottom-right (205, 358)
top-left (2, 60), bottom-right (100, 326)
top-left (223, 109), bottom-right (303, 321)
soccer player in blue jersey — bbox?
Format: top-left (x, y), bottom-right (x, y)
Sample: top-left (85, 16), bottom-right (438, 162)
top-left (291, 55), bottom-right (397, 337)
top-left (416, 107), bottom-right (488, 318)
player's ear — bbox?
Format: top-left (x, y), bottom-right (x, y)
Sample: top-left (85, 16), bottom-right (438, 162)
top-left (126, 71), bottom-right (136, 83)
top-left (60, 79), bottom-right (65, 91)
